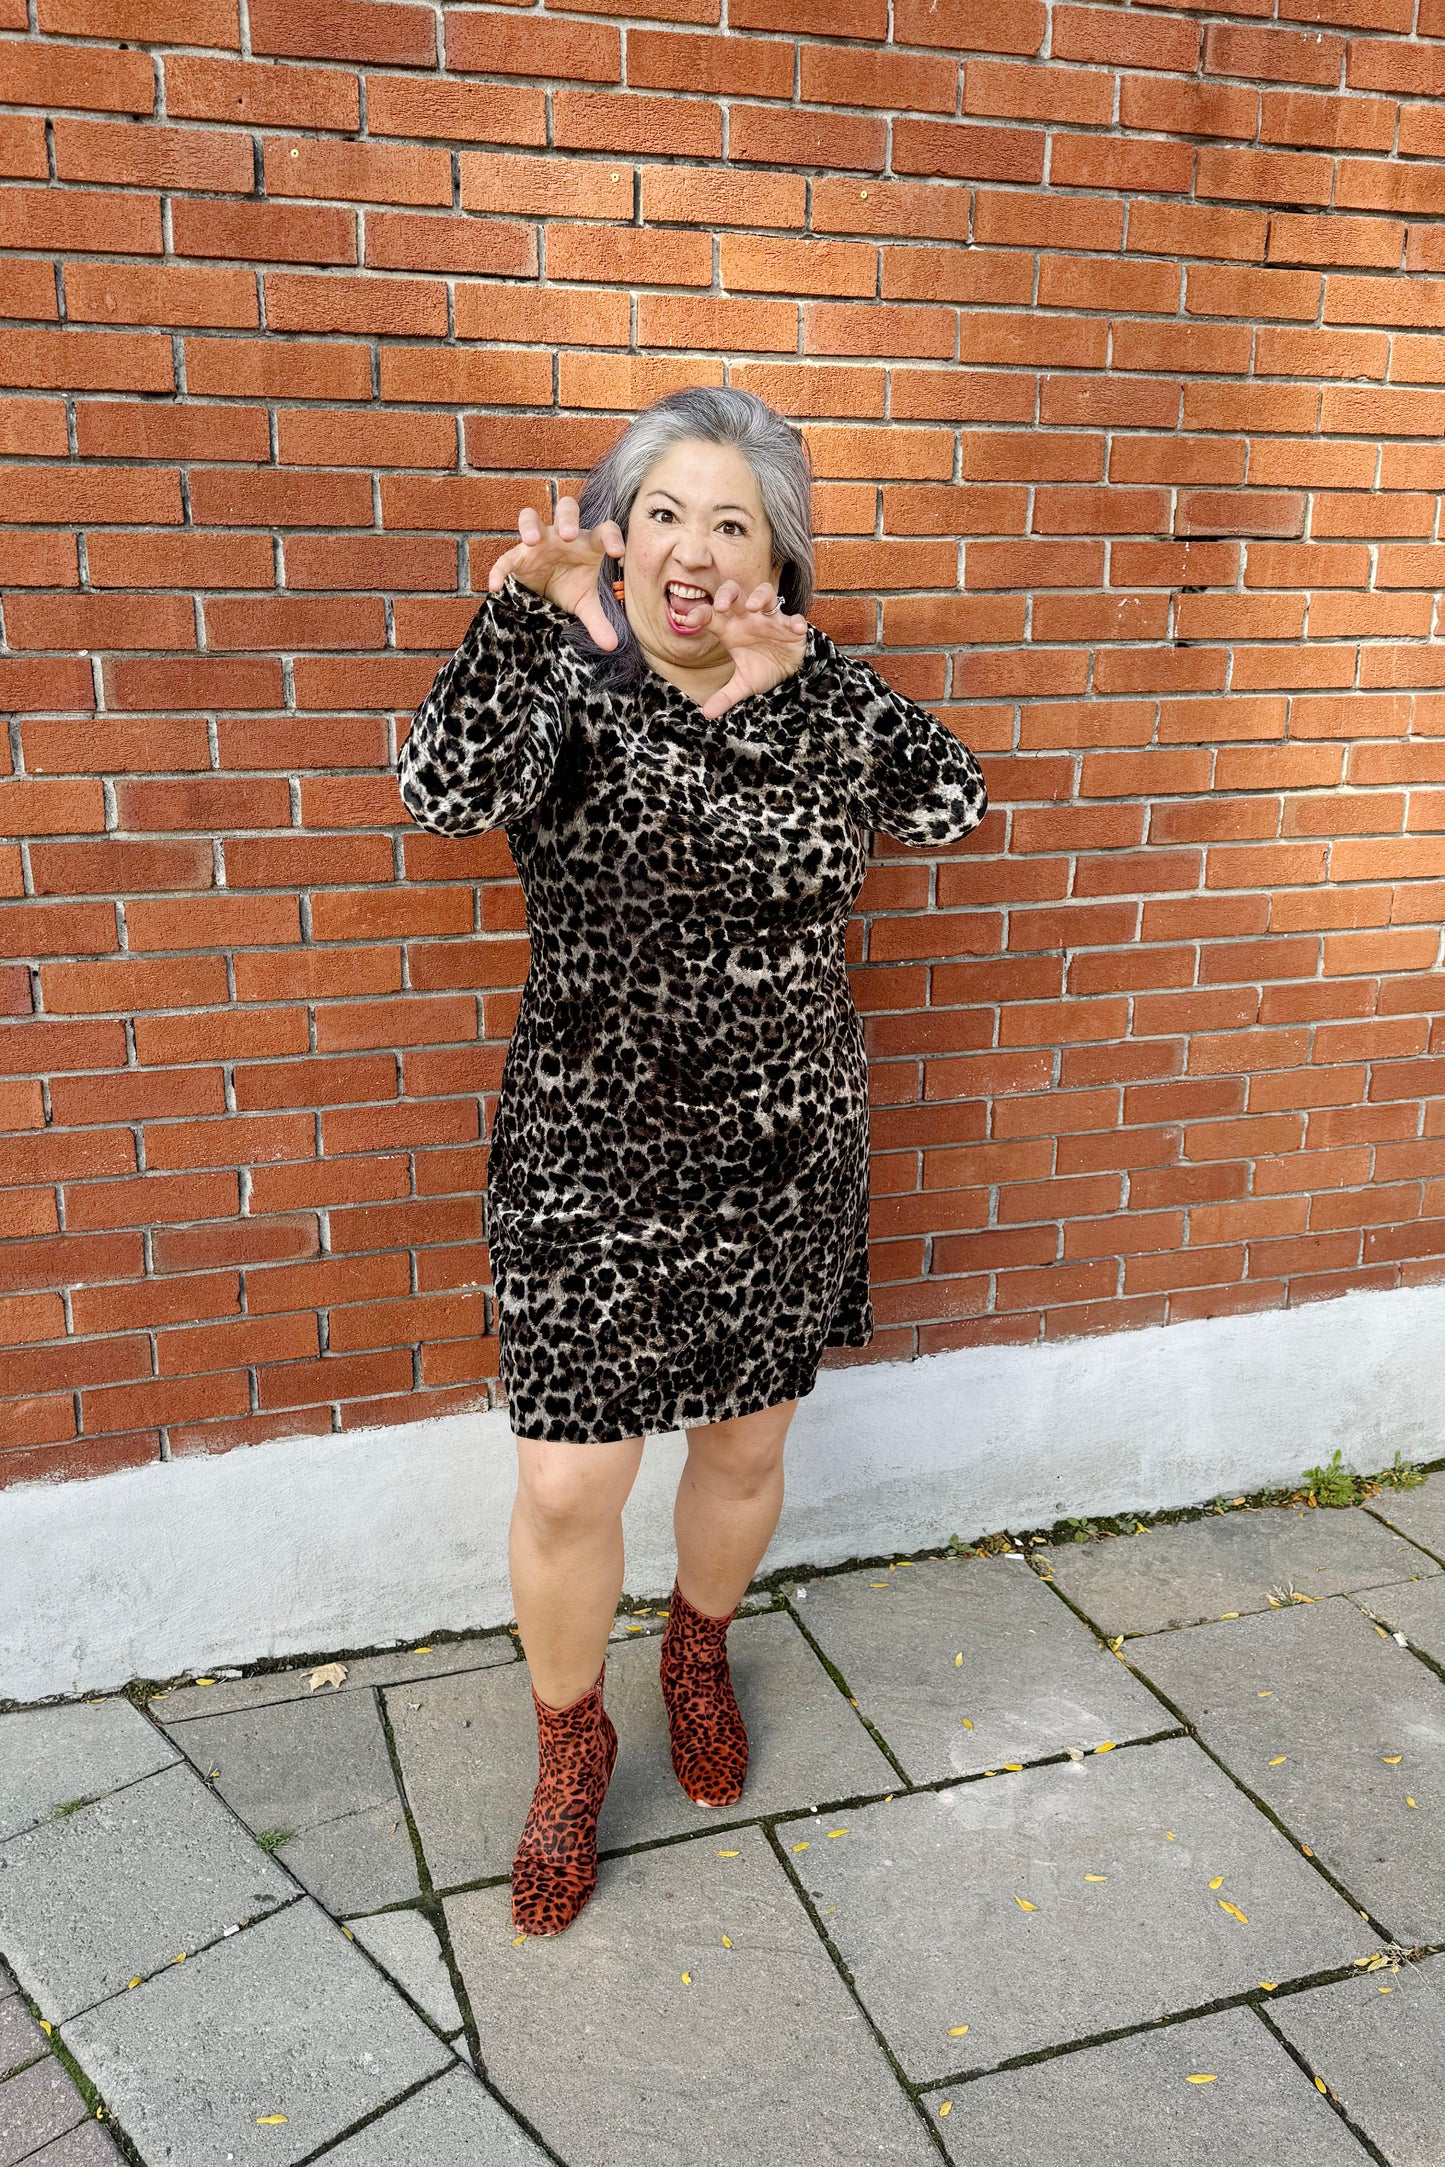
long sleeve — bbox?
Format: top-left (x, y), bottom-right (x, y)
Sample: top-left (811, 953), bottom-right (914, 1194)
top-left (397, 572), bottom-right (569, 836)
top-left (807, 629), bottom-right (988, 848)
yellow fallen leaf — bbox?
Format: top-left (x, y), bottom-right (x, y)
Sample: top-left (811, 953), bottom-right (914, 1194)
top-left (511, 1934), bottom-right (525, 1946)
top-left (1095, 1741), bottom-right (1116, 1753)
top-left (716, 1850), bottom-right (740, 1858)
top-left (1302, 1845), bottom-right (1314, 1857)
top-left (1166, 1831), bottom-right (1177, 1841)
top-left (869, 1582), bottom-right (888, 1589)
top-left (1259, 1981), bottom-right (1277, 1991)
top-left (308, 1663), bottom-right (347, 1694)
top-left (173, 1952), bottom-right (186, 1964)
top-left (1383, 1755), bottom-right (1403, 1764)
top-left (127, 1978), bottom-right (141, 1990)
top-left (954, 1653), bottom-right (963, 1667)
top-left (1186, 2073), bottom-right (1217, 2085)
top-left (681, 1971), bottom-right (692, 1986)
top-left (1315, 2077), bottom-right (1327, 2095)
top-left (195, 1678), bottom-right (214, 1687)
top-left (1407, 1797), bottom-right (1418, 1808)
top-left (413, 1646), bottom-right (432, 1653)
top-left (1084, 1874), bottom-right (1107, 1882)
top-left (793, 1840), bottom-right (810, 1852)
top-left (721, 1935), bottom-right (732, 1948)
top-left (1003, 1763), bottom-right (1023, 1772)
top-left (1258, 1690), bottom-right (1273, 1697)
top-left (938, 2101), bottom-right (952, 2117)
top-left (1268, 1756), bottom-right (1286, 1766)
top-left (1219, 1613), bottom-right (1239, 1620)
top-left (39, 2021), bottom-right (52, 2036)
top-left (827, 1828), bottom-right (849, 1838)
top-left (948, 2025), bottom-right (969, 2036)
top-left (1209, 1876), bottom-right (1224, 1890)
top-left (341, 1927), bottom-right (354, 1941)
top-left (257, 2115), bottom-right (288, 2126)
top-left (961, 1717), bottom-right (974, 1730)
top-left (1218, 1900), bottom-right (1249, 1924)
top-left (1015, 1896), bottom-right (1037, 1912)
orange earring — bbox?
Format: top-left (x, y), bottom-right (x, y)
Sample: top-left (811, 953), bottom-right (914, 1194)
top-left (610, 578), bottom-right (625, 601)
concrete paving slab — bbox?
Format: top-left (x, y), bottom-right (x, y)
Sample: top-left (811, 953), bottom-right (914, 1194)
top-left (797, 1734), bottom-right (1379, 2080)
top-left (1127, 1597), bottom-right (1445, 1942)
top-left (0, 1701), bottom-right (177, 1842)
top-left (0, 1995), bottom-right (45, 2081)
top-left (392, 1610), bottom-right (895, 1891)
top-left (25, 2125), bottom-right (123, 2166)
top-left (1270, 1953), bottom-right (1445, 2167)
top-left (346, 1910), bottom-right (463, 2034)
top-left (0, 1763), bottom-right (293, 2022)
top-left (1366, 1472), bottom-right (1445, 1563)
top-left (446, 1825), bottom-right (939, 2167)
top-left (0, 2059), bottom-right (85, 2166)
top-left (1352, 1570), bottom-right (1445, 1670)
top-left (929, 2006), bottom-right (1371, 2165)
top-left (154, 1635), bottom-right (519, 1724)
top-left (167, 1691), bottom-right (418, 1913)
top-left (64, 1899), bottom-right (452, 2167)
top-left (796, 1555), bottom-right (1172, 1783)
top-left (321, 2067), bottom-right (547, 2164)
top-left (1041, 1504), bottom-right (1436, 1638)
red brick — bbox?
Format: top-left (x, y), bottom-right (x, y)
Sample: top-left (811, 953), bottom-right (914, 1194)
top-left (365, 212), bottom-right (535, 278)
top-left (85, 532), bottom-right (275, 591)
top-left (451, 285), bottom-right (630, 347)
top-left (635, 26), bottom-right (794, 92)
top-left (447, 11), bottom-right (619, 77)
top-left (460, 152), bottom-right (633, 221)
top-left (731, 105), bottom-right (888, 173)
top-left (54, 118), bottom-right (252, 191)
top-left (0, 39), bottom-right (155, 113)
top-left (74, 400), bottom-right (269, 461)
top-left (103, 657), bottom-right (285, 710)
top-left (186, 466), bottom-right (374, 527)
top-left (263, 272), bottom-right (446, 338)
top-left (0, 399), bottom-right (68, 458)
top-left (264, 135), bottom-right (450, 207)
top-left (249, 0), bottom-right (437, 66)
top-left (276, 407), bottom-right (456, 469)
top-left (0, 117), bottom-right (50, 179)
top-left (366, 73), bottom-right (544, 145)
top-left (0, 329), bottom-right (173, 394)
top-left (554, 90), bottom-right (721, 157)
top-left (894, 119), bottom-right (1045, 184)
top-left (164, 51), bottom-right (357, 128)
top-left (171, 199), bottom-right (358, 268)
top-left (64, 263), bottom-right (259, 331)
top-left (38, 0), bottom-right (239, 39)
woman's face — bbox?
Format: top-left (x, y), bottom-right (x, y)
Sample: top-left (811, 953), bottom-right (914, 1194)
top-left (622, 437), bottom-right (783, 682)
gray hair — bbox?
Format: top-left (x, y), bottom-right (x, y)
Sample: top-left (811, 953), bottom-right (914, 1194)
top-left (560, 386), bottom-right (815, 689)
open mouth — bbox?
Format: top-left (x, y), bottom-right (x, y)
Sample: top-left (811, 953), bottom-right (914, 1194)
top-left (664, 581), bottom-right (711, 635)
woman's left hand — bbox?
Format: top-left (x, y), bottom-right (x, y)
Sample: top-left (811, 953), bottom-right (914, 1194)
top-left (680, 581), bottom-right (809, 721)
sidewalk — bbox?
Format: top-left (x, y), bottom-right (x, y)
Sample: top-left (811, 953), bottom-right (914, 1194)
top-left (3, 1469), bottom-right (1444, 2166)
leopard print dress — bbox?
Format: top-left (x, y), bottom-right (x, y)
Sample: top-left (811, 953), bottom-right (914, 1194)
top-left (397, 574), bottom-right (987, 1444)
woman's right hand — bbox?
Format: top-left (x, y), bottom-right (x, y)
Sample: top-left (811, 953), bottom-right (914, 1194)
top-left (488, 497), bottom-right (627, 652)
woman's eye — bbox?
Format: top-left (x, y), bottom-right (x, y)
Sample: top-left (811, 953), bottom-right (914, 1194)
top-left (651, 508), bottom-right (674, 522)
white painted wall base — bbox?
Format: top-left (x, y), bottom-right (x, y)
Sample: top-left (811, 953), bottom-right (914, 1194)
top-left (7, 1281), bottom-right (1444, 1704)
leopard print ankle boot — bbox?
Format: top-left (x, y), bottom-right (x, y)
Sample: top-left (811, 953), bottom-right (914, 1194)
top-left (510, 1662), bottom-right (618, 1936)
top-left (659, 1580), bottom-right (749, 1809)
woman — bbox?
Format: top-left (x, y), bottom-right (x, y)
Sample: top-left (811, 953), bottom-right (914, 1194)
top-left (397, 387), bottom-right (987, 1937)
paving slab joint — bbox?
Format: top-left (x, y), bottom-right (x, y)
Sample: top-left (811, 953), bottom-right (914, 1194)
top-left (780, 1596), bottom-right (916, 1786)
top-left (1254, 1999), bottom-right (1394, 2167)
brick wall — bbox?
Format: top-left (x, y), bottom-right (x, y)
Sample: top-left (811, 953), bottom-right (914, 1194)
top-left (2, 0), bottom-right (1443, 1489)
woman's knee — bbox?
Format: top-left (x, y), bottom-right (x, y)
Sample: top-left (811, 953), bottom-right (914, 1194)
top-left (513, 1435), bottom-right (641, 1543)
top-left (684, 1409), bottom-right (792, 1500)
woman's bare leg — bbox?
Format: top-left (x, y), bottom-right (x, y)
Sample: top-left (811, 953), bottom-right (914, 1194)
top-left (509, 1432), bottom-right (646, 1706)
top-left (673, 1398), bottom-right (799, 1616)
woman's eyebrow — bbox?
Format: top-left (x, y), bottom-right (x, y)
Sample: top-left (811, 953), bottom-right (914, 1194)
top-left (644, 488), bottom-right (752, 516)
